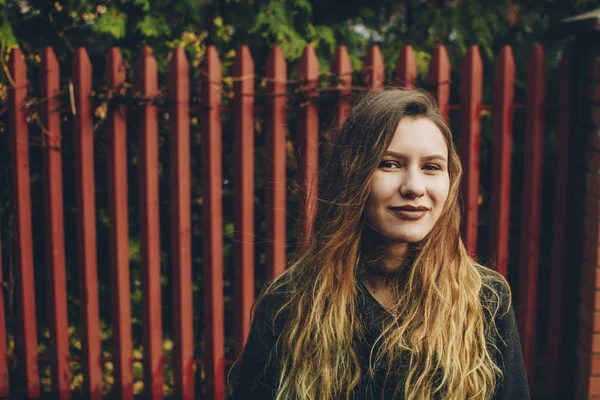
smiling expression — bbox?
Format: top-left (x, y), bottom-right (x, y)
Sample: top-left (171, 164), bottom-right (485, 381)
top-left (365, 117), bottom-right (450, 244)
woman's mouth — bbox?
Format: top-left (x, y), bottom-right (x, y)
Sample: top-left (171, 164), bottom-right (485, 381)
top-left (389, 205), bottom-right (429, 220)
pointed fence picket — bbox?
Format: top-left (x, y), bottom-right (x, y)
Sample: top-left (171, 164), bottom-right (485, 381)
top-left (233, 45), bottom-right (255, 360)
top-left (8, 47), bottom-right (40, 399)
top-left (40, 47), bottom-right (71, 400)
top-left (518, 44), bottom-right (546, 385)
top-left (265, 46), bottom-right (288, 282)
top-left (170, 46), bottom-right (196, 400)
top-left (460, 46), bottom-right (483, 257)
top-left (201, 46), bottom-right (226, 400)
top-left (296, 46), bottom-right (320, 246)
top-left (137, 46), bottom-right (164, 400)
top-left (332, 45), bottom-right (352, 128)
top-left (427, 44), bottom-right (451, 122)
top-left (105, 47), bottom-right (134, 400)
top-left (489, 45), bottom-right (515, 279)
top-left (72, 47), bottom-right (103, 400)
top-left (395, 45), bottom-right (418, 90)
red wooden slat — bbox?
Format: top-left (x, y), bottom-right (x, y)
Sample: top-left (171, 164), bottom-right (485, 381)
top-left (8, 47), bottom-right (40, 398)
top-left (488, 46), bottom-right (515, 278)
top-left (546, 47), bottom-right (574, 397)
top-left (395, 45), bottom-right (417, 90)
top-left (332, 45), bottom-right (352, 128)
top-left (233, 45), bottom-right (255, 359)
top-left (265, 46), bottom-right (288, 282)
top-left (201, 45), bottom-right (225, 400)
top-left (517, 44), bottom-right (546, 386)
top-left (73, 47), bottom-right (103, 400)
top-left (364, 45), bottom-right (385, 89)
top-left (297, 46), bottom-right (320, 245)
top-left (168, 46), bottom-right (195, 400)
top-left (0, 221), bottom-right (9, 396)
top-left (137, 46), bottom-right (164, 400)
top-left (40, 47), bottom-right (71, 399)
top-left (459, 46), bottom-right (483, 256)
top-left (105, 47), bottom-right (133, 400)
top-left (427, 45), bottom-right (451, 122)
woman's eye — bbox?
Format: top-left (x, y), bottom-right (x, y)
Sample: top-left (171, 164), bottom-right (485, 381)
top-left (380, 161), bottom-right (401, 169)
top-left (423, 164), bottom-right (441, 171)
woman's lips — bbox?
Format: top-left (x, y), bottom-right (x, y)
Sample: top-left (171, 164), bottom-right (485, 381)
top-left (389, 206), bottom-right (429, 220)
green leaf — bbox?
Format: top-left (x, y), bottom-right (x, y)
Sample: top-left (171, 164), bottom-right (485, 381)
top-left (293, 0), bottom-right (312, 13)
top-left (0, 20), bottom-right (16, 45)
top-left (136, 14), bottom-right (171, 37)
top-left (133, 0), bottom-right (151, 12)
top-left (93, 8), bottom-right (127, 39)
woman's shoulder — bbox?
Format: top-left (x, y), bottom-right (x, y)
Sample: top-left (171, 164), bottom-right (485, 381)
top-left (251, 278), bottom-right (294, 334)
top-left (473, 264), bottom-right (512, 315)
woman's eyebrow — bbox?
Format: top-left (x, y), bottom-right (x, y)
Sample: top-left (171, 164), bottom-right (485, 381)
top-left (383, 151), bottom-right (447, 162)
top-left (422, 154), bottom-right (448, 162)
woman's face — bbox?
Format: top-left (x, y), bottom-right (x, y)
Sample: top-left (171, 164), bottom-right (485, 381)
top-left (365, 117), bottom-right (450, 243)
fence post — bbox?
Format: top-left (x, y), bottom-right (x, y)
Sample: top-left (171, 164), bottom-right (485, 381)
top-left (40, 46), bottom-right (71, 400)
top-left (137, 46), bottom-right (164, 400)
top-left (265, 47), bottom-right (288, 282)
top-left (517, 44), bottom-right (546, 388)
top-left (427, 45), bottom-right (450, 122)
top-left (105, 47), bottom-right (134, 400)
top-left (559, 11), bottom-right (600, 400)
top-left (332, 45), bottom-right (351, 128)
top-left (363, 45), bottom-right (384, 90)
top-left (73, 47), bottom-right (103, 400)
top-left (459, 46), bottom-right (483, 257)
top-left (169, 46), bottom-right (195, 400)
top-left (395, 45), bottom-right (417, 90)
top-left (8, 47), bottom-right (40, 399)
top-left (488, 46), bottom-right (515, 279)
top-left (297, 46), bottom-right (320, 246)
top-left (201, 45), bottom-right (225, 400)
top-left (233, 45), bottom-right (255, 360)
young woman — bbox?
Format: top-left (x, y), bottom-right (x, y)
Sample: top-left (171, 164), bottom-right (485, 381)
top-left (232, 89), bottom-right (529, 399)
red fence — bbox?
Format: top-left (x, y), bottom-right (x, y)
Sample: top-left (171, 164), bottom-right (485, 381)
top-left (2, 42), bottom-right (573, 398)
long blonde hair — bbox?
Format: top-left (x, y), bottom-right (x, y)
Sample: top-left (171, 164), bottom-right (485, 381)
top-left (256, 89), bottom-right (510, 399)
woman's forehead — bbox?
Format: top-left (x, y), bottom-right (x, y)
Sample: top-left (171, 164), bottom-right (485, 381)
top-left (386, 118), bottom-right (448, 157)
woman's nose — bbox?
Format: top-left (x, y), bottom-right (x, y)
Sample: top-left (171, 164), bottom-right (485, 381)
top-left (400, 170), bottom-right (426, 198)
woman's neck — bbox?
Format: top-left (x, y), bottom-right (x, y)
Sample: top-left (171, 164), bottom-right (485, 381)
top-left (361, 238), bottom-right (409, 291)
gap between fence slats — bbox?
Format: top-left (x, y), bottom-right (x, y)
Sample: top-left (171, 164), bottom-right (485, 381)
top-left (202, 45), bottom-right (226, 400)
top-left (73, 47), bottom-right (103, 400)
top-left (489, 46), bottom-right (515, 279)
top-left (40, 47), bottom-right (71, 400)
top-left (105, 47), bottom-right (134, 400)
top-left (233, 45), bottom-right (255, 360)
top-left (265, 46), bottom-right (288, 282)
top-left (395, 45), bottom-right (417, 90)
top-left (427, 45), bottom-right (451, 124)
top-left (332, 45), bottom-right (352, 128)
top-left (546, 47), bottom-right (574, 399)
top-left (459, 46), bottom-right (483, 257)
top-left (169, 46), bottom-right (195, 400)
top-left (296, 46), bottom-right (320, 246)
top-left (8, 47), bottom-right (40, 399)
top-left (517, 44), bottom-right (546, 387)
top-left (137, 46), bottom-right (164, 400)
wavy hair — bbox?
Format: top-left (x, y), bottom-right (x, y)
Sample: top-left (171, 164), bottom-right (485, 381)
top-left (256, 89), bottom-right (510, 399)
